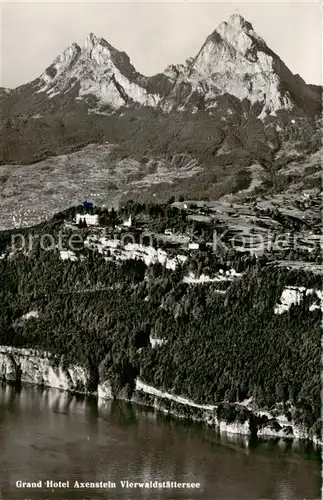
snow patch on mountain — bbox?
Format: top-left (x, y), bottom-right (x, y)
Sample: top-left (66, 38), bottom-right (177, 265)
top-left (60, 250), bottom-right (78, 261)
top-left (149, 335), bottom-right (168, 348)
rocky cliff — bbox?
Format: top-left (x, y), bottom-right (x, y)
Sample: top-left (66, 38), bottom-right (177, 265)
top-left (2, 14), bottom-right (320, 118)
top-left (0, 345), bottom-right (319, 445)
top-left (0, 346), bottom-right (88, 392)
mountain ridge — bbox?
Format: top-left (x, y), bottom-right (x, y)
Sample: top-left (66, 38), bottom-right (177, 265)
top-left (0, 13), bottom-right (321, 180)
top-left (1, 13), bottom-right (321, 118)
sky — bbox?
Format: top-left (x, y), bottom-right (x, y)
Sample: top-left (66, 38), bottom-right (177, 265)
top-left (0, 0), bottom-right (322, 88)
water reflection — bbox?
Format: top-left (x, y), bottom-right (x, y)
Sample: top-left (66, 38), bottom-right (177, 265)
top-left (0, 383), bottom-right (321, 500)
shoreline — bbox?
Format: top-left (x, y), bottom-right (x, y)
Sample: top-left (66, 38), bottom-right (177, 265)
top-left (0, 345), bottom-right (321, 446)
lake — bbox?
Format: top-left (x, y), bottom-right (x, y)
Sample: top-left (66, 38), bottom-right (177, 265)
top-left (0, 383), bottom-right (320, 499)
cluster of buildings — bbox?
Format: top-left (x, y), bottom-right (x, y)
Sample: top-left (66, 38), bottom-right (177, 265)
top-left (74, 201), bottom-right (202, 252)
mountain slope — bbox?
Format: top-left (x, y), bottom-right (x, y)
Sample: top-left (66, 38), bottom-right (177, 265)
top-left (36, 14), bottom-right (321, 116)
top-left (0, 88), bottom-right (12, 103)
top-left (0, 13), bottom-right (320, 172)
top-left (35, 33), bottom-right (161, 110)
top-left (163, 14), bottom-right (320, 117)
top-left (2, 13), bottom-right (320, 118)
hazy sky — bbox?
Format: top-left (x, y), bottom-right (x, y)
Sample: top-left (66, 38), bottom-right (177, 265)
top-left (1, 1), bottom-right (322, 88)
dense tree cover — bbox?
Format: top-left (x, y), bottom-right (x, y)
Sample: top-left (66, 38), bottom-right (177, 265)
top-left (0, 214), bottom-right (321, 436)
top-left (140, 266), bottom-right (321, 419)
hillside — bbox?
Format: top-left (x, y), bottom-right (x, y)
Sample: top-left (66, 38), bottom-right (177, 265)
top-left (0, 12), bottom-right (321, 441)
top-left (0, 14), bottom-right (320, 174)
top-left (0, 204), bottom-right (321, 440)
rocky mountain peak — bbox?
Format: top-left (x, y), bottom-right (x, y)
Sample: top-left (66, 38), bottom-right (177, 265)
top-left (35, 31), bottom-right (160, 110)
top-left (83, 33), bottom-right (115, 54)
top-left (215, 14), bottom-right (267, 58)
top-left (188, 14), bottom-right (269, 80)
top-left (29, 16), bottom-right (320, 118)
top-left (84, 32), bottom-right (99, 49)
top-left (226, 13), bottom-right (254, 31)
top-left (164, 13), bottom-right (307, 117)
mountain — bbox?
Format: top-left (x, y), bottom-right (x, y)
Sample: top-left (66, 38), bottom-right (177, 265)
top-left (164, 14), bottom-right (320, 117)
top-left (35, 33), bottom-right (161, 109)
top-left (2, 14), bottom-right (320, 118)
top-left (0, 13), bottom-right (321, 454)
top-left (0, 13), bottom-right (321, 190)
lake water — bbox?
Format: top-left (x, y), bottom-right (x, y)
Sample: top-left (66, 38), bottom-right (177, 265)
top-left (0, 383), bottom-right (321, 499)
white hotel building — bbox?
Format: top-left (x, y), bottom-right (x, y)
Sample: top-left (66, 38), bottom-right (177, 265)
top-left (75, 214), bottom-right (99, 226)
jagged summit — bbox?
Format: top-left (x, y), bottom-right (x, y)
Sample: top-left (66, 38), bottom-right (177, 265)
top-left (83, 33), bottom-right (116, 53)
top-left (27, 15), bottom-right (321, 117)
top-left (35, 31), bottom-right (160, 109)
top-left (165, 13), bottom-right (320, 116)
top-left (84, 32), bottom-right (98, 46)
top-left (227, 13), bottom-right (254, 31)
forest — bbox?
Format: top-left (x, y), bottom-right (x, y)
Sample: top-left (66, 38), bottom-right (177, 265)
top-left (0, 211), bottom-right (321, 438)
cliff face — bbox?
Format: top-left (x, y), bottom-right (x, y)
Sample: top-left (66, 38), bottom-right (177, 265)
top-left (0, 346), bottom-right (130, 400)
top-left (2, 14), bottom-right (320, 119)
top-left (0, 346), bottom-right (319, 444)
top-left (0, 346), bottom-right (88, 392)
